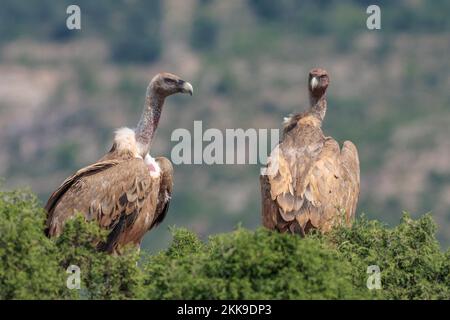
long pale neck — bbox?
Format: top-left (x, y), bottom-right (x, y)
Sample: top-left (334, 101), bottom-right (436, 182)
top-left (309, 92), bottom-right (327, 122)
top-left (135, 85), bottom-right (165, 155)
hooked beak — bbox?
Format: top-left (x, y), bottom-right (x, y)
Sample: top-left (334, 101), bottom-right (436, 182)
top-left (180, 81), bottom-right (193, 96)
top-left (310, 77), bottom-right (319, 90)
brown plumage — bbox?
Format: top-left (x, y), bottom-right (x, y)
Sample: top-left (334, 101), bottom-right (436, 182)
top-left (260, 68), bottom-right (360, 235)
top-left (45, 72), bottom-right (193, 253)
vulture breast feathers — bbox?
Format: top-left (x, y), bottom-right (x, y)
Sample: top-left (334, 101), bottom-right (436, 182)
top-left (45, 134), bottom-right (173, 253)
top-left (261, 68), bottom-right (360, 235)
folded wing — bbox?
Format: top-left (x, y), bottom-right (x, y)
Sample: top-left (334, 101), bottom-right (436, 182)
top-left (263, 131), bottom-right (360, 234)
top-left (45, 158), bottom-right (161, 253)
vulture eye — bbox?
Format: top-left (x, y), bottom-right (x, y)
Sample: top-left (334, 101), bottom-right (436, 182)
top-left (164, 78), bottom-right (176, 84)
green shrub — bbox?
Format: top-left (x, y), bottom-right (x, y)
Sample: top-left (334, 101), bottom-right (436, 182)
top-left (326, 213), bottom-right (450, 299)
top-left (143, 227), bottom-right (372, 299)
top-left (0, 188), bottom-right (141, 300)
top-left (0, 188), bottom-right (66, 299)
top-left (0, 188), bottom-right (448, 299)
top-left (55, 214), bottom-right (143, 300)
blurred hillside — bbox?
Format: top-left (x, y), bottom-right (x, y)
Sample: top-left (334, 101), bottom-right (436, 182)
top-left (1, 0), bottom-right (450, 249)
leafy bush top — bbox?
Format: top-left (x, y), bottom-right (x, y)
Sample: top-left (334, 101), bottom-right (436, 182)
top-left (0, 188), bottom-right (448, 299)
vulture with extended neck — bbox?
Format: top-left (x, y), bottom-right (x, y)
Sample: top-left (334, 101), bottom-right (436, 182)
top-left (45, 72), bottom-right (193, 253)
top-left (260, 68), bottom-right (360, 235)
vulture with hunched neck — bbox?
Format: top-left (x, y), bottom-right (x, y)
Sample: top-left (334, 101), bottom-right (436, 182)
top-left (260, 68), bottom-right (360, 235)
top-left (45, 72), bottom-right (193, 254)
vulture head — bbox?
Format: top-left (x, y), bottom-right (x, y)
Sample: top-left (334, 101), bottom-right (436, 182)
top-left (150, 72), bottom-right (194, 97)
top-left (308, 68), bottom-right (329, 98)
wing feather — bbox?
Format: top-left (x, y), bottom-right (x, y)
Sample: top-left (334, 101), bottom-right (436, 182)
top-left (150, 157), bottom-right (173, 229)
top-left (339, 140), bottom-right (360, 224)
top-left (45, 158), bottom-right (158, 252)
top-left (260, 174), bottom-right (279, 230)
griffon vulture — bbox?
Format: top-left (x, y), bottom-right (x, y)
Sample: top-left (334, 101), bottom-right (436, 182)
top-left (45, 72), bottom-right (193, 253)
top-left (260, 68), bottom-right (360, 235)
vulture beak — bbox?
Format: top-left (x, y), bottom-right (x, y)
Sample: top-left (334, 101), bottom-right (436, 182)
top-left (180, 81), bottom-right (194, 96)
top-left (310, 77), bottom-right (319, 90)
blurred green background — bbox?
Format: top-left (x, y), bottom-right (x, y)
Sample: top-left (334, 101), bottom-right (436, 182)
top-left (1, 0), bottom-right (450, 250)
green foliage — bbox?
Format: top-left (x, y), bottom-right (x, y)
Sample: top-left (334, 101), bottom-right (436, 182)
top-left (0, 188), bottom-right (141, 300)
top-left (0, 188), bottom-right (448, 299)
top-left (0, 188), bottom-right (66, 299)
top-left (56, 214), bottom-right (143, 299)
top-left (143, 227), bottom-right (371, 299)
top-left (326, 213), bottom-right (450, 299)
